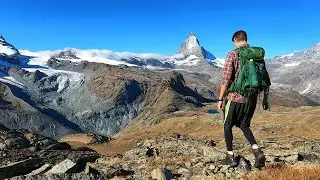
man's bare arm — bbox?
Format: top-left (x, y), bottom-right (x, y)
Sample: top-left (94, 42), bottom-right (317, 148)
top-left (219, 85), bottom-right (227, 100)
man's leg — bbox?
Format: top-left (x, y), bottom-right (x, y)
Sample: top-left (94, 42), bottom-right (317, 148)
top-left (240, 126), bottom-right (257, 147)
top-left (240, 96), bottom-right (266, 168)
top-left (223, 100), bottom-right (237, 167)
top-left (224, 100), bottom-right (234, 152)
top-left (224, 122), bottom-right (234, 152)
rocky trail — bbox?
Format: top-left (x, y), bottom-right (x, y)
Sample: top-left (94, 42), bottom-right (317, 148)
top-left (1, 122), bottom-right (319, 180)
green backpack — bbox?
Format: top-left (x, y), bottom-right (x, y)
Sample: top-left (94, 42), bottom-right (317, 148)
top-left (227, 46), bottom-right (271, 111)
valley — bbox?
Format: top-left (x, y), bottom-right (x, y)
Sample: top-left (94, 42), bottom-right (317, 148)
top-left (0, 33), bottom-right (319, 179)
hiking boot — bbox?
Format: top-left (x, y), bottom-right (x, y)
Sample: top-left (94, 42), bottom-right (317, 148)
top-left (252, 148), bottom-right (266, 168)
top-left (223, 153), bottom-right (238, 167)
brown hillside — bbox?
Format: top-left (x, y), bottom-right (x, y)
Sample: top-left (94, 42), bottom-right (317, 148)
top-left (82, 104), bottom-right (320, 157)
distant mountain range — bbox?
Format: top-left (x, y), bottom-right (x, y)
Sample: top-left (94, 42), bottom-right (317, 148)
top-left (0, 32), bottom-right (319, 140)
top-left (0, 33), bottom-right (220, 139)
top-left (0, 32), bottom-right (221, 69)
top-left (266, 43), bottom-right (320, 103)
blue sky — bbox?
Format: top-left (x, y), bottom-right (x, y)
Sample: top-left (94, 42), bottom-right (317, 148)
top-left (1, 0), bottom-right (319, 58)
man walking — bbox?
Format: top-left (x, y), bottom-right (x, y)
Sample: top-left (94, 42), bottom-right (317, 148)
top-left (217, 30), bottom-right (270, 168)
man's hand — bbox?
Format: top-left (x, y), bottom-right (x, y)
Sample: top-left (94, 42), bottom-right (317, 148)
top-left (217, 100), bottom-right (224, 110)
top-left (262, 96), bottom-right (268, 110)
top-left (218, 85), bottom-right (228, 110)
top-left (262, 87), bottom-right (270, 111)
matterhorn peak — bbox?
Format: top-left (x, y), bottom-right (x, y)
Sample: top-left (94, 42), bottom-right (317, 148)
top-left (178, 32), bottom-right (215, 61)
top-left (0, 35), bottom-right (5, 42)
top-left (189, 32), bottom-right (196, 38)
top-left (185, 32), bottom-right (201, 49)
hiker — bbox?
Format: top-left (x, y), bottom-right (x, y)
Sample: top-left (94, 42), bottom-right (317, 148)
top-left (217, 30), bottom-right (271, 168)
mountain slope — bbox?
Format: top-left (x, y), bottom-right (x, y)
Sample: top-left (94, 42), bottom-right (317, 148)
top-left (0, 82), bottom-right (76, 139)
top-left (267, 42), bottom-right (320, 103)
top-left (178, 32), bottom-right (216, 60)
top-left (1, 51), bottom-right (214, 139)
top-left (0, 35), bottom-right (21, 64)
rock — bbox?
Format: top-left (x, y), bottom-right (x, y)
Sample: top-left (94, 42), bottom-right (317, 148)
top-left (102, 168), bottom-right (135, 179)
top-left (86, 164), bottom-right (134, 179)
top-left (274, 156), bottom-right (285, 163)
top-left (202, 167), bottom-right (209, 176)
top-left (151, 168), bottom-right (173, 180)
top-left (27, 163), bottom-right (52, 176)
top-left (146, 147), bottom-right (155, 157)
top-left (0, 142), bottom-right (6, 150)
top-left (207, 164), bottom-right (216, 170)
top-left (194, 162), bottom-right (205, 169)
top-left (190, 175), bottom-right (217, 180)
top-left (31, 70), bottom-right (47, 82)
top-left (75, 147), bottom-right (97, 152)
top-left (202, 146), bottom-right (224, 160)
top-left (84, 164), bottom-right (102, 175)
top-left (225, 170), bottom-right (234, 178)
top-left (0, 158), bottom-right (42, 179)
top-left (298, 153), bottom-right (320, 163)
top-left (11, 172), bottom-right (106, 180)
top-left (43, 142), bottom-right (71, 150)
top-left (4, 137), bottom-right (29, 150)
top-left (137, 163), bottom-right (147, 170)
top-left (220, 165), bottom-right (230, 172)
top-left (52, 49), bottom-right (80, 59)
top-left (185, 162), bottom-right (192, 169)
top-left (285, 154), bottom-right (299, 164)
top-left (213, 166), bottom-right (220, 173)
top-left (238, 157), bottom-right (251, 172)
top-left (178, 168), bottom-right (190, 174)
top-left (45, 159), bottom-right (77, 174)
top-left (27, 146), bottom-right (38, 152)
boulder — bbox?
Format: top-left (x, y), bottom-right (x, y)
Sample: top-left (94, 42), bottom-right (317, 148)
top-left (45, 159), bottom-right (77, 174)
top-left (0, 158), bottom-right (42, 179)
top-left (86, 164), bottom-right (134, 179)
top-left (238, 157), bottom-right (251, 172)
top-left (27, 163), bottom-right (52, 176)
top-left (151, 168), bottom-right (173, 180)
top-left (298, 153), bottom-right (320, 163)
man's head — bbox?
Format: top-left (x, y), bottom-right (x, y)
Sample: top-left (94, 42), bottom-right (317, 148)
top-left (232, 30), bottom-right (247, 48)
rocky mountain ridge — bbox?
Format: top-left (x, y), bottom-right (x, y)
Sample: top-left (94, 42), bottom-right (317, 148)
top-left (1, 123), bottom-right (319, 179)
top-left (267, 42), bottom-right (320, 103)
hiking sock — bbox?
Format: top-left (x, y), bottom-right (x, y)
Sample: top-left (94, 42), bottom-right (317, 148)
top-left (227, 151), bottom-right (234, 155)
top-left (252, 144), bottom-right (259, 149)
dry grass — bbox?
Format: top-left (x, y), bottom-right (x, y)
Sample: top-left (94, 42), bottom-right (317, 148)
top-left (89, 110), bottom-right (225, 156)
top-left (60, 133), bottom-right (97, 144)
top-left (243, 164), bottom-right (320, 180)
top-left (63, 104), bottom-right (320, 157)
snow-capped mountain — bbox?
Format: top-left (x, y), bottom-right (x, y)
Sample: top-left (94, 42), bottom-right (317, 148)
top-left (52, 49), bottom-right (80, 59)
top-left (5, 32), bottom-right (221, 71)
top-left (0, 33), bottom-right (221, 139)
top-left (177, 32), bottom-right (217, 66)
top-left (267, 42), bottom-right (320, 102)
top-left (0, 35), bottom-right (20, 57)
top-left (0, 35), bottom-right (21, 64)
top-left (271, 43), bottom-right (320, 66)
top-left (46, 33), bottom-right (219, 69)
top-left (178, 32), bottom-right (215, 59)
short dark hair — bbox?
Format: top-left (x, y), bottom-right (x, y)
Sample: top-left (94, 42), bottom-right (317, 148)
top-left (232, 30), bottom-right (247, 42)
